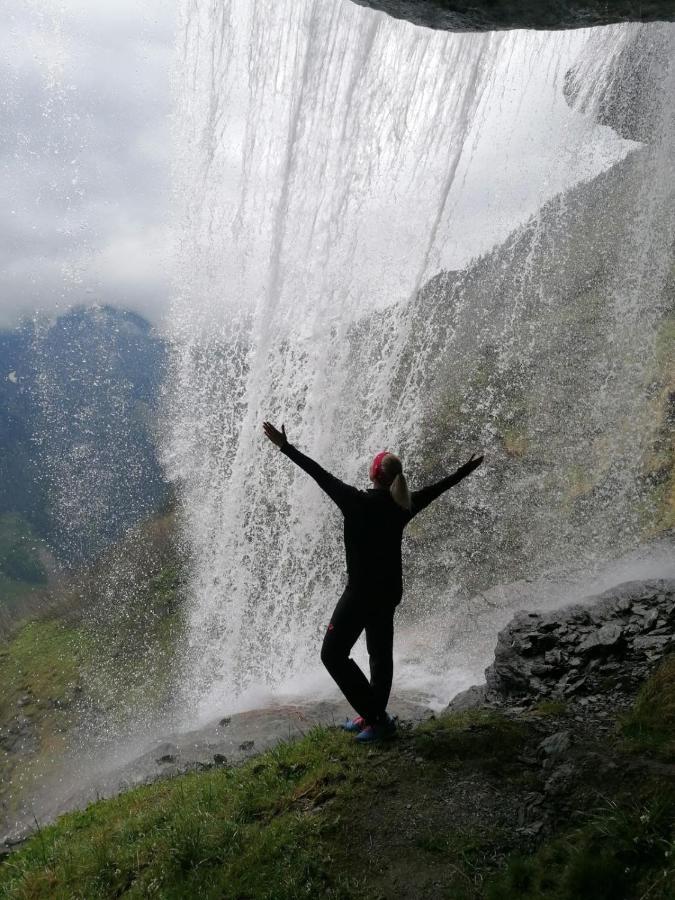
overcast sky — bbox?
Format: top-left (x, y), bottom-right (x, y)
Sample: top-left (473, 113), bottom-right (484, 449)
top-left (1, 0), bottom-right (175, 330)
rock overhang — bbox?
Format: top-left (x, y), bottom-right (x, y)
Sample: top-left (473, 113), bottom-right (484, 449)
top-left (348, 1), bottom-right (675, 32)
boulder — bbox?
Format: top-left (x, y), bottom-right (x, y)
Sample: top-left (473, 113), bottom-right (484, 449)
top-left (577, 623), bottom-right (624, 654)
top-left (544, 762), bottom-right (575, 795)
top-left (446, 684), bottom-right (487, 712)
top-left (538, 731), bottom-right (572, 757)
top-left (482, 579), bottom-right (674, 703)
top-left (154, 742), bottom-right (179, 765)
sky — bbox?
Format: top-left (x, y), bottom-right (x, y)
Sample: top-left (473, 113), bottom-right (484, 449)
top-left (0, 0), bottom-right (175, 330)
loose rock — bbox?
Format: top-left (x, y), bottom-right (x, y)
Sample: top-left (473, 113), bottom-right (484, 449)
top-left (538, 731), bottom-right (572, 758)
top-left (479, 579), bottom-right (674, 706)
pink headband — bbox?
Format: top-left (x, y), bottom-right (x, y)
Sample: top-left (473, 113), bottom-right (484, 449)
top-left (370, 450), bottom-right (389, 482)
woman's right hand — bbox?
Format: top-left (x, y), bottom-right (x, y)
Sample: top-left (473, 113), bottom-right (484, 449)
top-left (263, 421), bottom-right (288, 448)
top-left (461, 452), bottom-right (484, 473)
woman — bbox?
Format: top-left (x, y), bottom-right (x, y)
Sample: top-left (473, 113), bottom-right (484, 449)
top-left (263, 420), bottom-right (483, 743)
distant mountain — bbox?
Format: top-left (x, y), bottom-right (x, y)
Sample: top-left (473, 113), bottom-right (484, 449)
top-left (0, 305), bottom-right (170, 575)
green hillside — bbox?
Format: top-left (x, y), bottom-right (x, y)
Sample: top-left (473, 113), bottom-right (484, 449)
top-left (0, 508), bottom-right (185, 828)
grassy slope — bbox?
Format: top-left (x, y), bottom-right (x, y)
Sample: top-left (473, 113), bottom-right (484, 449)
top-left (0, 620), bottom-right (88, 816)
top-left (0, 513), bottom-right (53, 637)
top-left (0, 508), bottom-right (184, 822)
top-left (0, 621), bottom-right (84, 724)
top-left (1, 658), bottom-right (673, 900)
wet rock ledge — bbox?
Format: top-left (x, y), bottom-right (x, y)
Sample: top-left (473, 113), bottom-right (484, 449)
top-left (349, 1), bottom-right (675, 32)
top-left (450, 578), bottom-right (675, 711)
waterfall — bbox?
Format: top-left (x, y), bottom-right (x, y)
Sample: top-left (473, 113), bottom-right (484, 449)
top-left (164, 1), bottom-right (674, 722)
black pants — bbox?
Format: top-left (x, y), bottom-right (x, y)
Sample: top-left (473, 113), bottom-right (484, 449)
top-left (320, 585), bottom-right (396, 726)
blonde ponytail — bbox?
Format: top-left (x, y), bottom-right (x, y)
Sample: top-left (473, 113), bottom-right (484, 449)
top-left (390, 472), bottom-right (412, 510)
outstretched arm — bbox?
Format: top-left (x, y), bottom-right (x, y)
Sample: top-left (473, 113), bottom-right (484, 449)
top-left (263, 421), bottom-right (357, 513)
top-left (410, 452), bottom-right (483, 517)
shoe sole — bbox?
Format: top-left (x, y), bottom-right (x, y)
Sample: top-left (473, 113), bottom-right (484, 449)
top-left (354, 729), bottom-right (397, 744)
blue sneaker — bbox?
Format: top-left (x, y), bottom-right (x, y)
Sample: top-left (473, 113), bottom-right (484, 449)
top-left (340, 715), bottom-right (366, 733)
top-left (354, 714), bottom-right (397, 743)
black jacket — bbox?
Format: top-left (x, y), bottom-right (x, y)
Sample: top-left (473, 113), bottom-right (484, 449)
top-left (280, 442), bottom-right (478, 603)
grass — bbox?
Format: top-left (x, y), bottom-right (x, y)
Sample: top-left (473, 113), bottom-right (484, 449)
top-left (415, 825), bottom-right (510, 873)
top-left (0, 560), bottom-right (184, 729)
top-left (414, 709), bottom-right (529, 773)
top-left (564, 463), bottom-right (596, 503)
top-left (0, 514), bottom-right (50, 636)
top-left (487, 656), bottom-right (675, 899)
top-left (486, 792), bottom-right (675, 900)
top-left (530, 700), bottom-right (568, 718)
top-left (642, 312), bottom-right (675, 535)
top-left (620, 653), bottom-right (675, 761)
top-left (0, 710), bottom-right (533, 899)
top-left (0, 728), bottom-right (363, 899)
top-left (0, 562), bottom-right (184, 733)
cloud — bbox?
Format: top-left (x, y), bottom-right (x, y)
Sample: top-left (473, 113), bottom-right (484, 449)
top-left (0, 0), bottom-right (175, 330)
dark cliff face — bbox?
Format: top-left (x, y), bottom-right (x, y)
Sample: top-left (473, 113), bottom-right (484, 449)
top-left (348, 1), bottom-right (675, 32)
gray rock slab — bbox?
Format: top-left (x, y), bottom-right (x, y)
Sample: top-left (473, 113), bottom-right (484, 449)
top-left (446, 683), bottom-right (487, 712)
